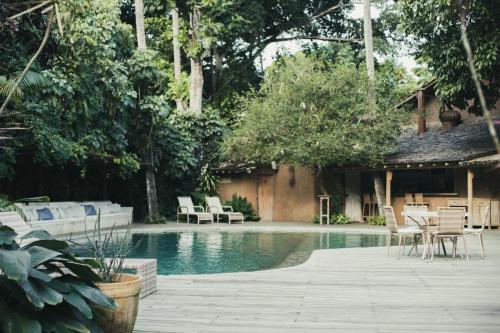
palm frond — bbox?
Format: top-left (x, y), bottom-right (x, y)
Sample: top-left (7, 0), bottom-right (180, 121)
top-left (0, 71), bottom-right (48, 99)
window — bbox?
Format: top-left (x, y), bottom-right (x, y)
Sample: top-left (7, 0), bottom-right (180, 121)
top-left (392, 169), bottom-right (455, 195)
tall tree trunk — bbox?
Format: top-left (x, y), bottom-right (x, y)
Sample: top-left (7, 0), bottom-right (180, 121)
top-left (135, 0), bottom-right (159, 219)
top-left (135, 0), bottom-right (146, 49)
top-left (144, 148), bottom-right (159, 219)
top-left (171, 7), bottom-right (186, 112)
top-left (189, 6), bottom-right (203, 113)
top-left (363, 0), bottom-right (385, 215)
top-left (373, 173), bottom-right (385, 216)
top-left (363, 0), bottom-right (376, 111)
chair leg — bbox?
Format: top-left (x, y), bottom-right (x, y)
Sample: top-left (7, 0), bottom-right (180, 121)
top-left (402, 235), bottom-right (407, 255)
top-left (386, 234), bottom-right (392, 256)
top-left (479, 233), bottom-right (485, 258)
top-left (462, 236), bottom-right (468, 261)
top-left (398, 234), bottom-right (402, 260)
top-left (431, 236), bottom-right (435, 261)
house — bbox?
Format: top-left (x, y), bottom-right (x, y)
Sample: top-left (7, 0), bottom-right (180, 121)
top-left (216, 83), bottom-right (500, 226)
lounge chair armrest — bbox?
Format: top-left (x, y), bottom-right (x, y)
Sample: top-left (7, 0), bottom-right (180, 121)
top-left (207, 205), bottom-right (219, 213)
top-left (177, 206), bottom-right (189, 214)
top-left (193, 205), bottom-right (205, 212)
top-left (221, 205), bottom-right (233, 212)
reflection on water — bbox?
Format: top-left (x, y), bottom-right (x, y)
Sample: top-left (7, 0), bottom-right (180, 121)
top-left (129, 232), bottom-right (386, 275)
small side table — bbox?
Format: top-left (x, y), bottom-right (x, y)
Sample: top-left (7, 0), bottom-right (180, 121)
top-left (318, 195), bottom-right (330, 225)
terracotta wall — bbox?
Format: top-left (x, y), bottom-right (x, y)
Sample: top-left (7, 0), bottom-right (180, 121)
top-left (217, 175), bottom-right (258, 211)
top-left (272, 166), bottom-right (316, 222)
top-left (217, 165), bottom-right (317, 222)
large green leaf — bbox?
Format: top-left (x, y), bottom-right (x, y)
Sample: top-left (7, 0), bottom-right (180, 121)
top-left (64, 261), bottom-right (102, 282)
top-left (47, 279), bottom-right (71, 293)
top-left (25, 239), bottom-right (69, 251)
top-left (0, 226), bottom-right (17, 246)
top-left (27, 246), bottom-right (61, 267)
top-left (0, 249), bottom-right (31, 281)
top-left (63, 292), bottom-right (93, 319)
top-left (29, 268), bottom-right (53, 282)
top-left (0, 311), bottom-right (42, 333)
top-left (21, 230), bottom-right (53, 241)
top-left (70, 281), bottom-right (115, 309)
top-left (17, 278), bottom-right (63, 308)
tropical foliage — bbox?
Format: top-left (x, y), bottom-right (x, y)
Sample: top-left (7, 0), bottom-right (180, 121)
top-left (223, 51), bottom-right (412, 167)
top-left (0, 226), bottom-right (115, 333)
top-left (399, 0), bottom-right (500, 113)
top-left (223, 194), bottom-right (260, 221)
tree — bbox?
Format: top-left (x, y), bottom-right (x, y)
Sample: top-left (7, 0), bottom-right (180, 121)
top-left (399, 0), bottom-right (499, 114)
top-left (363, 0), bottom-right (385, 215)
top-left (223, 53), bottom-right (407, 169)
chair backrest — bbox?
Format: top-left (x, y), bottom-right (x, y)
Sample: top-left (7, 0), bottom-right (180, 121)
top-left (206, 197), bottom-right (223, 213)
top-left (414, 193), bottom-right (424, 205)
top-left (362, 193), bottom-right (371, 203)
top-left (383, 206), bottom-right (398, 233)
top-left (479, 206), bottom-right (490, 231)
top-left (404, 205), bottom-right (428, 228)
top-left (405, 193), bottom-right (414, 205)
top-left (177, 197), bottom-right (195, 214)
top-left (437, 207), bottom-right (465, 235)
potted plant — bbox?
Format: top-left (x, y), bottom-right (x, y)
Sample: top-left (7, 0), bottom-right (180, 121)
top-left (73, 212), bottom-right (143, 333)
top-left (0, 226), bottom-right (116, 333)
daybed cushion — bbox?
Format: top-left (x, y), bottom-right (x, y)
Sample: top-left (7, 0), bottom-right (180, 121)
top-left (36, 208), bottom-right (54, 221)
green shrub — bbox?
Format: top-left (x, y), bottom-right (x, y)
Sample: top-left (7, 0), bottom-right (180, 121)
top-left (312, 213), bottom-right (352, 224)
top-left (223, 194), bottom-right (260, 221)
top-left (331, 213), bottom-right (352, 224)
top-left (0, 226), bottom-right (115, 332)
top-left (367, 215), bottom-right (386, 226)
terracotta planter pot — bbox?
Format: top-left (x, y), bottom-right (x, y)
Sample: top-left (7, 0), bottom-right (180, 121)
top-left (95, 273), bottom-right (143, 333)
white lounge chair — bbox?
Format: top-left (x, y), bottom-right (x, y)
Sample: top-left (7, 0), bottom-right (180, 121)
top-left (384, 206), bottom-right (424, 259)
top-left (463, 206), bottom-right (489, 258)
top-left (206, 197), bottom-right (244, 224)
top-left (176, 197), bottom-right (213, 224)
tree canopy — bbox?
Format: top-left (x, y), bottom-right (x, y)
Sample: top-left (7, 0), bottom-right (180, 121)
top-left (223, 49), bottom-right (412, 167)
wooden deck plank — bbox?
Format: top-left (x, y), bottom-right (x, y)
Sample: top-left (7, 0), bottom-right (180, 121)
top-left (134, 229), bottom-right (500, 332)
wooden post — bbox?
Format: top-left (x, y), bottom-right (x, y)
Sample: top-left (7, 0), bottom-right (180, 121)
top-left (385, 170), bottom-right (393, 207)
top-left (417, 89), bottom-right (426, 135)
top-left (467, 168), bottom-right (474, 228)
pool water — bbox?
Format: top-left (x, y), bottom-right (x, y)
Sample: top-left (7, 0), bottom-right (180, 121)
top-left (127, 232), bottom-right (386, 275)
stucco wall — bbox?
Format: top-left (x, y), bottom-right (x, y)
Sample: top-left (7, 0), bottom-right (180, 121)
top-left (217, 165), bottom-right (316, 222)
top-left (272, 166), bottom-right (316, 222)
top-left (217, 175), bottom-right (258, 211)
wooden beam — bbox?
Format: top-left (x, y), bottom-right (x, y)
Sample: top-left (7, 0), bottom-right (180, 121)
top-left (385, 170), bottom-right (393, 207)
top-left (467, 168), bottom-right (474, 228)
top-left (417, 89), bottom-right (426, 135)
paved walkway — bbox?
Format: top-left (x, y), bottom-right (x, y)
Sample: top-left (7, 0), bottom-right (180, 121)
top-left (133, 225), bottom-right (500, 333)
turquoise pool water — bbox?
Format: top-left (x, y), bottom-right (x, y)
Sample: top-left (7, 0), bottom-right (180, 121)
top-left (127, 232), bottom-right (386, 275)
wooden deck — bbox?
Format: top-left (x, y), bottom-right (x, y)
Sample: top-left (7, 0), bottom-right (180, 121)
top-left (134, 229), bottom-right (500, 332)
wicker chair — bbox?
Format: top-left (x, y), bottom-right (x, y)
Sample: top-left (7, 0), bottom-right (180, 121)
top-left (206, 196), bottom-right (244, 224)
top-left (405, 193), bottom-right (414, 206)
top-left (464, 206), bottom-right (489, 258)
top-left (177, 197), bottom-right (214, 224)
top-left (384, 206), bottom-right (424, 259)
top-left (402, 205), bottom-right (429, 255)
top-left (431, 207), bottom-right (467, 260)
top-left (362, 193), bottom-right (372, 220)
top-left (414, 193), bottom-right (425, 206)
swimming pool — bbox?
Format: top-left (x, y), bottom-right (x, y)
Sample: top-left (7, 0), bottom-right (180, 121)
top-left (126, 232), bottom-right (386, 275)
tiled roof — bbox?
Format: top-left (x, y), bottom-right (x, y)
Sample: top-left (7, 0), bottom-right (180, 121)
top-left (384, 121), bottom-right (499, 164)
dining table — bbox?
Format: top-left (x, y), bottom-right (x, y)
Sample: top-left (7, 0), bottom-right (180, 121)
top-left (401, 210), bottom-right (469, 259)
